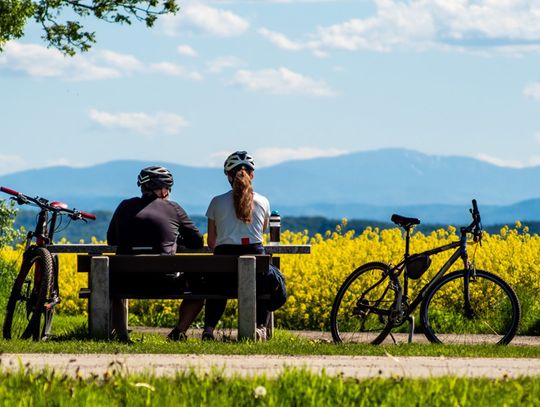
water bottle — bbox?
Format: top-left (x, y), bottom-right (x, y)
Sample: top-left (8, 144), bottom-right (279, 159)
top-left (269, 210), bottom-right (281, 245)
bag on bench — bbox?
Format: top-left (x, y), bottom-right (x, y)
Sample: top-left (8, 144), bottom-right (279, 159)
top-left (260, 264), bottom-right (287, 311)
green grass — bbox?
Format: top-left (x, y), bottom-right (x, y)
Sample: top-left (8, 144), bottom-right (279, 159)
top-left (0, 368), bottom-right (539, 406)
top-left (2, 315), bottom-right (540, 358)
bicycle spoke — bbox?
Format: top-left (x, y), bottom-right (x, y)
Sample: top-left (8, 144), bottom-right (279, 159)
top-left (421, 270), bottom-right (520, 345)
top-left (331, 263), bottom-right (396, 344)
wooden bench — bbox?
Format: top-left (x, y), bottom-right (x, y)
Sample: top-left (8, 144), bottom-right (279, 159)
top-left (77, 254), bottom-right (272, 340)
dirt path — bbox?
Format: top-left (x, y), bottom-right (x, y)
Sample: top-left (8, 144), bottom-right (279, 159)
top-left (3, 353), bottom-right (540, 379)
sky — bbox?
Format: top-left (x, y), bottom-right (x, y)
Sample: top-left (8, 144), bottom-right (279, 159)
top-left (1, 0), bottom-right (540, 175)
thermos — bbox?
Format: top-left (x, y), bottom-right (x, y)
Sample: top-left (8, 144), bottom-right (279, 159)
top-left (269, 210), bottom-right (281, 245)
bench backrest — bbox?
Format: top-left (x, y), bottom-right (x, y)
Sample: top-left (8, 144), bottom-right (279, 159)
top-left (78, 254), bottom-right (271, 299)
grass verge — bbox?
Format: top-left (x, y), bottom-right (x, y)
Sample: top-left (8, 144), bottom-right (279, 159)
top-left (1, 315), bottom-right (540, 358)
top-left (0, 368), bottom-right (539, 406)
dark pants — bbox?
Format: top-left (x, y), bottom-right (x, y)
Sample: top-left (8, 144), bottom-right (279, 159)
top-left (204, 244), bottom-right (270, 327)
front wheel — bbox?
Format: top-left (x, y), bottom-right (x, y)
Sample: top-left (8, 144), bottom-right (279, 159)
top-left (3, 247), bottom-right (54, 340)
top-left (420, 269), bottom-right (521, 345)
top-left (330, 262), bottom-right (397, 344)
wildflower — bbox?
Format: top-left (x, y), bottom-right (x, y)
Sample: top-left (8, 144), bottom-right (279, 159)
top-left (253, 385), bottom-right (267, 399)
top-left (133, 382), bottom-right (156, 391)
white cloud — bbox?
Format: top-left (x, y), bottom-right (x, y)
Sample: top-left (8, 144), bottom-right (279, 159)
top-left (98, 50), bottom-right (145, 72)
top-left (88, 109), bottom-right (190, 136)
top-left (232, 67), bottom-right (336, 96)
top-left (207, 56), bottom-right (243, 73)
top-left (0, 41), bottom-right (204, 81)
top-left (253, 147), bottom-right (349, 167)
top-left (149, 62), bottom-right (204, 80)
top-left (177, 45), bottom-right (198, 57)
top-left (0, 154), bottom-right (27, 175)
top-left (0, 42), bottom-right (121, 81)
top-left (260, 0), bottom-right (540, 56)
top-left (209, 147), bottom-right (348, 168)
top-left (476, 153), bottom-right (540, 168)
top-left (524, 82), bottom-right (540, 101)
top-left (258, 28), bottom-right (304, 50)
top-left (160, 2), bottom-right (249, 37)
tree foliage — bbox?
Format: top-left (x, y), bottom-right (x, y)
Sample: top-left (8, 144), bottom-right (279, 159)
top-left (0, 0), bottom-right (179, 56)
top-left (0, 199), bottom-right (24, 247)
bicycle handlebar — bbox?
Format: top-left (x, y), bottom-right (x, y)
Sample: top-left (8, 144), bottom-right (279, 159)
top-left (464, 199), bottom-right (482, 243)
top-left (0, 186), bottom-right (96, 221)
top-left (0, 186), bottom-right (20, 196)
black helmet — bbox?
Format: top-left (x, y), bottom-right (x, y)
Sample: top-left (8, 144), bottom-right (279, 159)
top-left (137, 166), bottom-right (174, 189)
top-left (224, 151), bottom-right (255, 175)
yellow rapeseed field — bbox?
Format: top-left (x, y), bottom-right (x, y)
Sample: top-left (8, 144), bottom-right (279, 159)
top-left (2, 223), bottom-right (540, 333)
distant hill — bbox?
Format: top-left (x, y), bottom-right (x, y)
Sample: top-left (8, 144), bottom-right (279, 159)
top-left (1, 148), bottom-right (539, 223)
top-left (13, 209), bottom-right (539, 244)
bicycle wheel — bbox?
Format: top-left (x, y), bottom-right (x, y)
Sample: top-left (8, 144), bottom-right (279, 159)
top-left (330, 262), bottom-right (396, 344)
top-left (420, 269), bottom-right (521, 345)
top-left (3, 247), bottom-right (54, 340)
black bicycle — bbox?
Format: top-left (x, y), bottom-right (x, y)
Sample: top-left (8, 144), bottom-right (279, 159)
top-left (1, 186), bottom-right (95, 340)
top-left (330, 200), bottom-right (521, 345)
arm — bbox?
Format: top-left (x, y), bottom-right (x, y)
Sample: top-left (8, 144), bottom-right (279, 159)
top-left (207, 218), bottom-right (217, 250)
top-left (176, 207), bottom-right (204, 249)
top-left (106, 206), bottom-right (121, 245)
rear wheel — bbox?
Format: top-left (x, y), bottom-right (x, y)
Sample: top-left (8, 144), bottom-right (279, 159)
top-left (3, 247), bottom-right (54, 340)
top-left (421, 269), bottom-right (521, 345)
top-left (330, 262), bottom-right (396, 344)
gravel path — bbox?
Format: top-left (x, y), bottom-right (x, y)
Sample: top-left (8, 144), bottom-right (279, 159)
top-left (3, 353), bottom-right (540, 379)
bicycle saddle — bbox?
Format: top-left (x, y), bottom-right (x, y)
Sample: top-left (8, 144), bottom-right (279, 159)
top-left (391, 214), bottom-right (421, 228)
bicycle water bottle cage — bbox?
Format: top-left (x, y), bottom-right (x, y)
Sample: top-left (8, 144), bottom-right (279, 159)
top-left (391, 214), bottom-right (420, 229)
top-left (405, 254), bottom-right (432, 279)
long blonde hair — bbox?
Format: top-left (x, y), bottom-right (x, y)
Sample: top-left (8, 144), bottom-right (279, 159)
top-left (232, 168), bottom-right (253, 223)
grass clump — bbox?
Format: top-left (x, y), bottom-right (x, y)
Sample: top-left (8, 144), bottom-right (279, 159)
top-left (0, 368), bottom-right (539, 406)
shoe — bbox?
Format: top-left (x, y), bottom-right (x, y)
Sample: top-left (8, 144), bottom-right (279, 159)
top-left (256, 326), bottom-right (267, 342)
top-left (202, 330), bottom-right (215, 341)
top-left (167, 327), bottom-right (187, 341)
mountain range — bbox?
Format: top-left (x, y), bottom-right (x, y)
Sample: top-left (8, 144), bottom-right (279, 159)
top-left (1, 148), bottom-right (539, 225)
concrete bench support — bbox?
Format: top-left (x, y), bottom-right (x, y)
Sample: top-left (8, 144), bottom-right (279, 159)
top-left (237, 256), bottom-right (256, 340)
top-left (85, 254), bottom-right (262, 341)
top-left (89, 256), bottom-right (110, 339)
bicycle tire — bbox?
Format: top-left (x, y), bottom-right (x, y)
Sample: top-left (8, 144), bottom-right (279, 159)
top-left (330, 262), bottom-right (396, 344)
top-left (40, 254), bottom-right (60, 339)
top-left (3, 247), bottom-right (54, 341)
top-left (420, 269), bottom-right (521, 345)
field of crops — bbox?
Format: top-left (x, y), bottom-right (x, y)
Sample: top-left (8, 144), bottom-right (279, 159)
top-left (1, 222), bottom-right (540, 334)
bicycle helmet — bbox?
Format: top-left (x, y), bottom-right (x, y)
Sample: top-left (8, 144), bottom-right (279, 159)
top-left (137, 166), bottom-right (174, 189)
top-left (224, 151), bottom-right (255, 174)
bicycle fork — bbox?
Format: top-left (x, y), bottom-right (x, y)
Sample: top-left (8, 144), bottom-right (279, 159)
top-left (389, 274), bottom-right (415, 343)
top-left (460, 231), bottom-right (476, 319)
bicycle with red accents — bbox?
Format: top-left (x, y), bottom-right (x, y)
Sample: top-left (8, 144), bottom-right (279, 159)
top-left (1, 186), bottom-right (96, 340)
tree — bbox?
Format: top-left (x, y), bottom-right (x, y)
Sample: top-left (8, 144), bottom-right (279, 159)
top-left (0, 0), bottom-right (179, 56)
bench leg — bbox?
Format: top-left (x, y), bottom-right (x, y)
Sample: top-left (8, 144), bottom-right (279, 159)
top-left (237, 256), bottom-right (256, 340)
top-left (89, 256), bottom-right (110, 339)
top-left (266, 312), bottom-right (274, 339)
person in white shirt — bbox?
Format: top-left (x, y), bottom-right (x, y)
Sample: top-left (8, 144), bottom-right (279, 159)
top-left (168, 151), bottom-right (278, 341)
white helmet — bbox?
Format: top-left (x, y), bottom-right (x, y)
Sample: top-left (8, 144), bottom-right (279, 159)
top-left (223, 151), bottom-right (255, 174)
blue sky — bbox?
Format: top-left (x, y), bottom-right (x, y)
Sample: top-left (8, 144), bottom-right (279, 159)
top-left (1, 0), bottom-right (540, 175)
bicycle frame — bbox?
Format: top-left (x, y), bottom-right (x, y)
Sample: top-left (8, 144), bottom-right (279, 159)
top-left (385, 226), bottom-right (477, 326)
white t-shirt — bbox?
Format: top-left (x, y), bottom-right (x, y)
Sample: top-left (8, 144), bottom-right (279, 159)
top-left (206, 190), bottom-right (271, 246)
